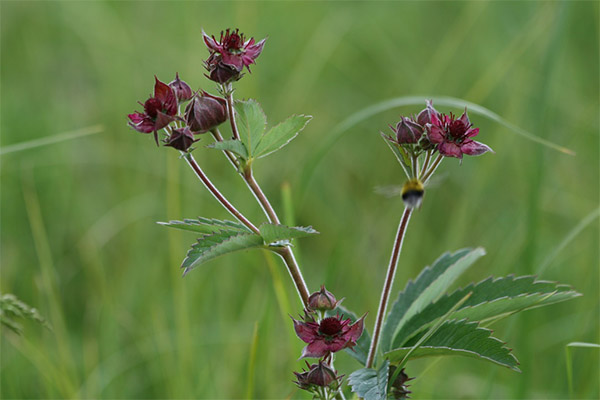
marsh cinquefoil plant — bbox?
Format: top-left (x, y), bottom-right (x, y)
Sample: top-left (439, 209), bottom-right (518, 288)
top-left (127, 28), bottom-right (581, 399)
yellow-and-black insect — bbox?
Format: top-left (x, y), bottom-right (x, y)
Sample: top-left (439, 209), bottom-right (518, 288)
top-left (401, 178), bottom-right (425, 209)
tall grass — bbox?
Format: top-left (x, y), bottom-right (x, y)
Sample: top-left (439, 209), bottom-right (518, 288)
top-left (1, 1), bottom-right (598, 398)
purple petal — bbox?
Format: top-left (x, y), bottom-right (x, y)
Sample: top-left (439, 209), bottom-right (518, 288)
top-left (301, 341), bottom-right (329, 359)
top-left (461, 140), bottom-right (494, 156)
top-left (202, 30), bottom-right (221, 52)
top-left (344, 314), bottom-right (366, 343)
top-left (153, 111), bottom-right (176, 131)
top-left (465, 127), bottom-right (480, 138)
top-left (220, 52), bottom-right (244, 71)
top-left (427, 125), bottom-right (445, 144)
top-left (293, 319), bottom-right (319, 344)
top-left (458, 110), bottom-right (471, 126)
top-left (439, 141), bottom-right (463, 158)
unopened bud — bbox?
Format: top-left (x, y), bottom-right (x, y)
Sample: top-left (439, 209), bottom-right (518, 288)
top-left (164, 127), bottom-right (197, 152)
top-left (307, 285), bottom-right (339, 311)
top-left (393, 117), bottom-right (423, 144)
top-left (169, 73), bottom-right (193, 102)
top-left (185, 91), bottom-right (228, 133)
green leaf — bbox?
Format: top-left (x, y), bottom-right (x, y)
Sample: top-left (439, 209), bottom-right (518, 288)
top-left (158, 217), bottom-right (251, 234)
top-left (253, 115), bottom-right (312, 158)
top-left (258, 223), bottom-right (319, 245)
top-left (380, 248), bottom-right (485, 354)
top-left (392, 275), bottom-right (580, 348)
top-left (382, 134), bottom-right (411, 176)
top-left (234, 99), bottom-right (266, 157)
top-left (182, 231), bottom-right (264, 274)
top-left (207, 139), bottom-right (249, 160)
top-left (326, 306), bottom-right (371, 366)
top-left (348, 360), bottom-right (389, 400)
top-left (1, 293), bottom-right (50, 335)
top-left (385, 319), bottom-right (520, 371)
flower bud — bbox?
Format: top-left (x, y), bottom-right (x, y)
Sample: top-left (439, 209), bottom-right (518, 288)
top-left (417, 100), bottom-right (439, 126)
top-left (306, 361), bottom-right (339, 387)
top-left (169, 73), bottom-right (193, 102)
top-left (185, 91), bottom-right (228, 133)
top-left (393, 117), bottom-right (423, 144)
top-left (307, 285), bottom-right (338, 311)
top-left (164, 127), bottom-right (197, 152)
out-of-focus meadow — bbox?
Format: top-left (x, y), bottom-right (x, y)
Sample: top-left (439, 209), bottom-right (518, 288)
top-left (1, 1), bottom-right (598, 398)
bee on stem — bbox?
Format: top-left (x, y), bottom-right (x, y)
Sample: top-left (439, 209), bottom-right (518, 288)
top-left (401, 178), bottom-right (424, 209)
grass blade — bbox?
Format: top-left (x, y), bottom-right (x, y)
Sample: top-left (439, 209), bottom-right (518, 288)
top-left (1, 124), bottom-right (103, 155)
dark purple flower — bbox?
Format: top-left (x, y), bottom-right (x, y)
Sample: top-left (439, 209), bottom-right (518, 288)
top-left (169, 73), bottom-right (193, 103)
top-left (293, 360), bottom-right (341, 390)
top-left (203, 28), bottom-right (266, 83)
top-left (427, 110), bottom-right (493, 159)
top-left (185, 91), bottom-right (228, 133)
top-left (293, 314), bottom-right (365, 359)
top-left (164, 127), bottom-right (198, 152)
top-left (128, 77), bottom-right (178, 145)
top-left (308, 285), bottom-right (341, 312)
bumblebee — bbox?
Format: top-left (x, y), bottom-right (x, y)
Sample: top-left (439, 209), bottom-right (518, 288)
top-left (401, 178), bottom-right (425, 209)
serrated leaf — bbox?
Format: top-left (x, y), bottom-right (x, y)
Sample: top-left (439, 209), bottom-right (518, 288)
top-left (349, 360), bottom-right (389, 400)
top-left (254, 115), bottom-right (312, 158)
top-left (182, 231), bottom-right (264, 274)
top-left (158, 217), bottom-right (251, 234)
top-left (392, 275), bottom-right (581, 348)
top-left (325, 306), bottom-right (371, 366)
top-left (258, 223), bottom-right (319, 245)
top-left (385, 319), bottom-right (520, 371)
top-left (380, 248), bottom-right (484, 353)
top-left (207, 139), bottom-right (249, 160)
top-left (234, 99), bottom-right (266, 157)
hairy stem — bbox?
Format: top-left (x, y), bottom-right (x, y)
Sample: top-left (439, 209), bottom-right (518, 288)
top-left (366, 206), bottom-right (413, 368)
top-left (419, 150), bottom-right (432, 178)
top-left (218, 92), bottom-right (311, 307)
top-left (223, 83), bottom-right (241, 141)
top-left (183, 153), bottom-right (259, 234)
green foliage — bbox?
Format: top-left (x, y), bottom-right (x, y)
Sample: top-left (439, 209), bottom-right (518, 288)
top-left (181, 231), bottom-right (265, 274)
top-left (380, 248), bottom-right (485, 353)
top-left (391, 275), bottom-right (581, 348)
top-left (385, 319), bottom-right (520, 371)
top-left (259, 223), bottom-right (318, 245)
top-left (178, 221), bottom-right (319, 274)
top-left (207, 139), bottom-right (249, 159)
top-left (158, 217), bottom-right (251, 234)
top-left (1, 293), bottom-right (49, 335)
top-left (348, 360), bottom-right (389, 400)
top-left (234, 99), bottom-right (266, 156)
top-left (253, 115), bottom-right (312, 158)
top-left (231, 100), bottom-right (311, 161)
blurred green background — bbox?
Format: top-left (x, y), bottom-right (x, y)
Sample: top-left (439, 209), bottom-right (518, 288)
top-left (1, 1), bottom-right (598, 399)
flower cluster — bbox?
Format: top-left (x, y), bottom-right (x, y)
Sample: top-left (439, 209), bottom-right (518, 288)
top-left (291, 286), bottom-right (365, 397)
top-left (203, 28), bottom-right (266, 84)
top-left (127, 29), bottom-right (266, 151)
top-left (385, 100), bottom-right (493, 160)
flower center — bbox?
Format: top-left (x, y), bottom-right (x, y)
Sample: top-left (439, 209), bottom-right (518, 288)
top-left (318, 317), bottom-right (343, 336)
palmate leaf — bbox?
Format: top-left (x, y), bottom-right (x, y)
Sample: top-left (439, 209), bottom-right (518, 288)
top-left (207, 139), bottom-right (249, 159)
top-left (234, 99), bottom-right (266, 156)
top-left (385, 319), bottom-right (520, 371)
top-left (181, 231), bottom-right (264, 275)
top-left (253, 115), bottom-right (312, 158)
top-left (158, 217), bottom-right (251, 234)
top-left (379, 248), bottom-right (485, 353)
top-left (348, 359), bottom-right (389, 400)
top-left (259, 223), bottom-right (319, 245)
top-left (392, 275), bottom-right (581, 348)
top-left (325, 305), bottom-right (371, 366)
top-left (233, 100), bottom-right (311, 160)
